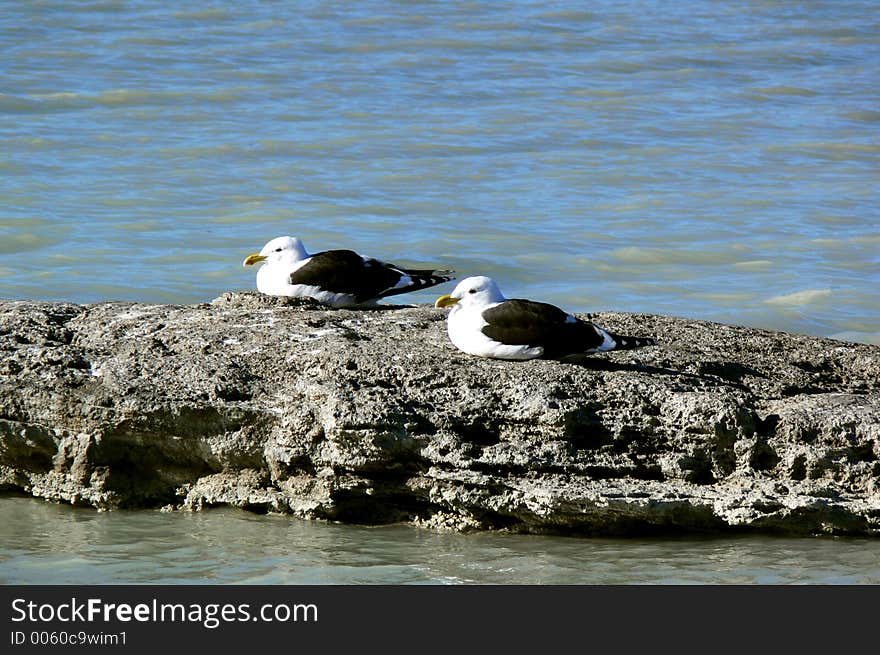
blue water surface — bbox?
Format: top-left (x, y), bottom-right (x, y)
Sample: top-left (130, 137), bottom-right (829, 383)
top-left (1, 1), bottom-right (878, 339)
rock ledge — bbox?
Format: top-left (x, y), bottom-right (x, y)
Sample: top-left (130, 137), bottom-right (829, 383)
top-left (1, 293), bottom-right (878, 536)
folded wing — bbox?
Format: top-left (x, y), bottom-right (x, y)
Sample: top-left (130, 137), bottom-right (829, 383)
top-left (480, 299), bottom-right (605, 357)
top-left (289, 250), bottom-right (453, 304)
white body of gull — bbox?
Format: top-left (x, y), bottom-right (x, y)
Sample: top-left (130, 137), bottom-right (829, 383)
top-left (434, 276), bottom-right (655, 360)
top-left (243, 236), bottom-right (454, 308)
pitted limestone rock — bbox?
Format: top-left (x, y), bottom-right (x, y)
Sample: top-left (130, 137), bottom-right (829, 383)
top-left (1, 293), bottom-right (878, 535)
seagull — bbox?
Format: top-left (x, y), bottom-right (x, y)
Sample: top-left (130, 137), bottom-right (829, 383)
top-left (434, 276), bottom-right (656, 360)
top-left (243, 236), bottom-right (455, 308)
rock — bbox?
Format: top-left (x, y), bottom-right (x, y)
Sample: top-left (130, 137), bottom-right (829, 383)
top-left (1, 292), bottom-right (878, 536)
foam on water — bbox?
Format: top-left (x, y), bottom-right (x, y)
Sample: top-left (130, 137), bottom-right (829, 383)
top-left (763, 288), bottom-right (834, 307)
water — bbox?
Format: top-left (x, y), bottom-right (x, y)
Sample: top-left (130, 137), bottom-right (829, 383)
top-left (2, 497), bottom-right (879, 585)
top-left (1, 1), bottom-right (878, 343)
top-left (2, 1), bottom-right (879, 583)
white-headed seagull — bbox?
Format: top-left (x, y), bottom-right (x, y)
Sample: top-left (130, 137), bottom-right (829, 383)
top-left (434, 276), bottom-right (655, 360)
top-left (243, 236), bottom-right (455, 308)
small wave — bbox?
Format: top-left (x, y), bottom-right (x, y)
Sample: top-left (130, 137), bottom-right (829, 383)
top-left (733, 260), bottom-right (774, 270)
top-left (607, 246), bottom-right (741, 266)
top-left (0, 93), bottom-right (43, 113)
top-left (3, 88), bottom-right (240, 113)
top-left (845, 110), bottom-right (880, 123)
top-left (763, 289), bottom-right (832, 306)
top-left (810, 235), bottom-right (880, 248)
top-left (536, 10), bottom-right (597, 21)
top-left (172, 8), bottom-right (230, 20)
top-left (96, 89), bottom-right (183, 106)
top-left (689, 292), bottom-right (759, 305)
top-left (765, 141), bottom-right (880, 156)
top-left (29, 88), bottom-right (242, 109)
top-left (828, 331), bottom-right (880, 346)
top-left (750, 86), bottom-right (818, 97)
top-left (0, 230), bottom-right (66, 255)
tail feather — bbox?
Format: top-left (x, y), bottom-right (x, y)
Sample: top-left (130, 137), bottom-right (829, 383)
top-left (605, 330), bottom-right (656, 351)
top-left (377, 269), bottom-right (456, 298)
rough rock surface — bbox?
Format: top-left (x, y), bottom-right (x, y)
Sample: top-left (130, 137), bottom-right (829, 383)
top-left (1, 293), bottom-right (878, 536)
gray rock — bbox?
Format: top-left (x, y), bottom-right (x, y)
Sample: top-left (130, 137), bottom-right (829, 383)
top-left (1, 292), bottom-right (878, 536)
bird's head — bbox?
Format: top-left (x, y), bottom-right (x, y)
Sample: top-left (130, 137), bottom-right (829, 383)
top-left (435, 275), bottom-right (505, 310)
top-left (243, 236), bottom-right (308, 267)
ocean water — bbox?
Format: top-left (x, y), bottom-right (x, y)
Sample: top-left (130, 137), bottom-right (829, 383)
top-left (1, 0), bottom-right (878, 343)
top-left (1, 1), bottom-right (879, 584)
top-left (3, 498), bottom-right (880, 585)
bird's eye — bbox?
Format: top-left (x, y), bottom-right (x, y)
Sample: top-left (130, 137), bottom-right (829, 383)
top-left (274, 248), bottom-right (283, 252)
top-left (468, 288), bottom-right (477, 294)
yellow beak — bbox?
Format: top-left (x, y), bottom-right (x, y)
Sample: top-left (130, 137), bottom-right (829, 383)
top-left (243, 253), bottom-right (267, 267)
top-left (434, 294), bottom-right (460, 308)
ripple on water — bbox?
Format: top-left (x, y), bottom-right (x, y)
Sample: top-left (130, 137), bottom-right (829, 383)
top-left (1, 498), bottom-right (879, 585)
top-left (0, 220), bottom-right (71, 255)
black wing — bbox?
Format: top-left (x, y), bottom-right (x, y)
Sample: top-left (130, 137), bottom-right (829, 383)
top-left (481, 299), bottom-right (604, 357)
top-left (374, 266), bottom-right (455, 299)
top-left (289, 250), bottom-right (403, 303)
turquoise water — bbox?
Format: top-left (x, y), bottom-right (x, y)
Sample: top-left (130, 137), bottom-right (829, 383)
top-left (1, 0), bottom-right (878, 343)
top-left (2, 498), bottom-right (880, 585)
top-left (2, 2), bottom-right (879, 583)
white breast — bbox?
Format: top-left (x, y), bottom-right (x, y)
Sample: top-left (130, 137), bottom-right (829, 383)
top-left (446, 303), bottom-right (544, 360)
top-left (255, 259), bottom-right (358, 307)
